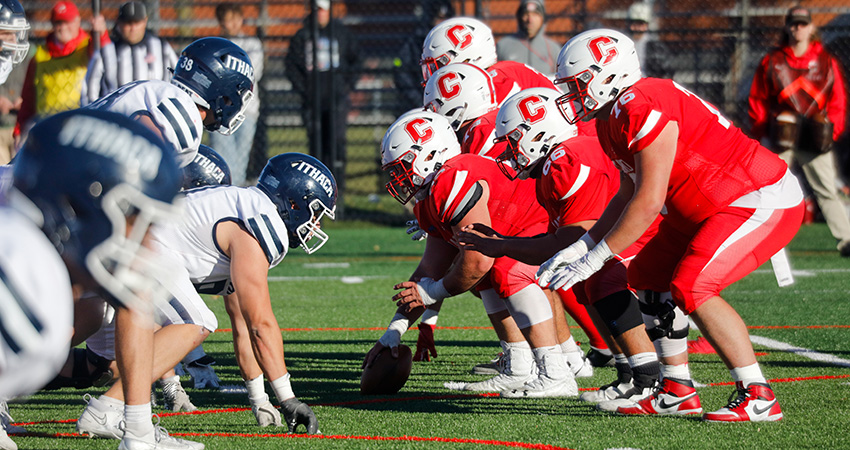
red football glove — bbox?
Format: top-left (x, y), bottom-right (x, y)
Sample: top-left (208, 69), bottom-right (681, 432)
top-left (413, 324), bottom-right (437, 361)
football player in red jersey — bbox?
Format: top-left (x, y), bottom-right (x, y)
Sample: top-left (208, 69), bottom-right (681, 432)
top-left (365, 111), bottom-right (579, 398)
top-left (419, 16), bottom-right (597, 138)
top-left (539, 29), bottom-right (804, 422)
top-left (421, 63), bottom-right (605, 375)
top-left (458, 87), bottom-right (703, 412)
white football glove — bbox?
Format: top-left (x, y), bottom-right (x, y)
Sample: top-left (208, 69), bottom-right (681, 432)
top-left (415, 277), bottom-right (449, 307)
top-left (547, 240), bottom-right (614, 291)
top-left (406, 219), bottom-right (427, 241)
top-left (536, 233), bottom-right (595, 288)
top-left (252, 399), bottom-right (283, 427)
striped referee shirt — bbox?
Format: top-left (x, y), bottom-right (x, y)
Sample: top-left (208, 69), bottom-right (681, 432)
top-left (81, 30), bottom-right (178, 106)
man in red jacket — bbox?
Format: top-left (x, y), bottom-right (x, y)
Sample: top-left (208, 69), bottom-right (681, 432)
top-left (749, 5), bottom-right (850, 257)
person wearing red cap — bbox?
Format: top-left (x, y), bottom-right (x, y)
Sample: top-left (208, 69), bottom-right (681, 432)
top-left (12, 0), bottom-right (108, 144)
top-left (749, 5), bottom-right (850, 257)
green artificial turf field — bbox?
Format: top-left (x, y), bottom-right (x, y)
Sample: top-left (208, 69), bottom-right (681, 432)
top-left (7, 223), bottom-right (849, 450)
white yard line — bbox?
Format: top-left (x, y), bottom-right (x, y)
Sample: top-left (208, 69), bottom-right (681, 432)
top-left (749, 335), bottom-right (850, 368)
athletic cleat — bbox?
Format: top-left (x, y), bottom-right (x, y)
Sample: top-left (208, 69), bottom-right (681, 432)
top-left (471, 351), bottom-right (504, 375)
top-left (567, 352), bottom-right (594, 378)
top-left (596, 384), bottom-right (655, 412)
top-left (616, 378), bottom-right (703, 416)
top-left (118, 418), bottom-right (204, 450)
top-left (501, 352), bottom-right (578, 398)
top-left (446, 372), bottom-right (535, 392)
top-left (703, 382), bottom-right (783, 423)
top-left (162, 382), bottom-right (198, 412)
top-left (687, 336), bottom-right (717, 354)
top-left (0, 402), bottom-right (25, 435)
top-left (0, 427), bottom-right (15, 450)
top-left (76, 394), bottom-right (124, 439)
top-left (586, 348), bottom-right (615, 367)
top-left (580, 378), bottom-right (635, 403)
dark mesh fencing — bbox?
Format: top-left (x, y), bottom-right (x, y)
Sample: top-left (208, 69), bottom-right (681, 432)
top-left (23, 0), bottom-right (850, 223)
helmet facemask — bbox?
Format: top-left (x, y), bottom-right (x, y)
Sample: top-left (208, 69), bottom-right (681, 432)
top-left (420, 52), bottom-right (453, 84)
top-left (383, 149), bottom-right (429, 204)
top-left (555, 69), bottom-right (597, 124)
top-left (86, 183), bottom-right (184, 313)
top-left (291, 197), bottom-right (336, 254)
top-left (215, 88), bottom-right (254, 135)
top-left (495, 125), bottom-right (529, 180)
top-left (0, 15), bottom-right (29, 65)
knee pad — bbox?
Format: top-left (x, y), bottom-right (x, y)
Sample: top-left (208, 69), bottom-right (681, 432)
top-left (504, 284), bottom-right (553, 329)
top-left (638, 290), bottom-right (689, 342)
top-left (480, 289), bottom-right (508, 314)
top-left (42, 347), bottom-right (114, 390)
top-left (594, 290), bottom-right (644, 337)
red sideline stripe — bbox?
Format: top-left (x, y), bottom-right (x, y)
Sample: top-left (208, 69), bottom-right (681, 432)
top-left (213, 324), bottom-right (850, 333)
top-left (18, 374), bottom-right (850, 428)
top-left (176, 432), bottom-right (573, 449)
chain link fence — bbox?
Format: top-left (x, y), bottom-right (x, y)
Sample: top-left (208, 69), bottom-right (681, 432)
top-left (22, 0), bottom-right (850, 223)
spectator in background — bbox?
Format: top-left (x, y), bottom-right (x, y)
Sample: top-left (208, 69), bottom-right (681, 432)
top-left (393, 0), bottom-right (454, 115)
top-left (13, 0), bottom-right (108, 143)
top-left (496, 0), bottom-right (561, 78)
top-left (81, 1), bottom-right (178, 106)
top-left (625, 2), bottom-right (671, 78)
top-left (210, 3), bottom-right (264, 186)
top-left (285, 0), bottom-right (359, 172)
top-left (749, 5), bottom-right (850, 257)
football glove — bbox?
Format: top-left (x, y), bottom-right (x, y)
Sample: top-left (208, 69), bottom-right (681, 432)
top-left (413, 323), bottom-right (437, 361)
top-left (185, 356), bottom-right (221, 390)
top-left (252, 399), bottom-right (282, 427)
top-left (536, 233), bottom-right (594, 288)
top-left (406, 219), bottom-right (427, 241)
top-left (281, 397), bottom-right (319, 434)
top-left (547, 240), bottom-right (614, 291)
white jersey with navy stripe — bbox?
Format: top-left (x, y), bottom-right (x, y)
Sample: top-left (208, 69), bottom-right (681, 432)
top-left (0, 207), bottom-right (73, 400)
top-left (85, 79), bottom-right (202, 168)
top-left (151, 185), bottom-right (289, 296)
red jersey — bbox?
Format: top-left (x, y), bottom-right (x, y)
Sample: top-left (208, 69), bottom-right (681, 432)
top-left (460, 109), bottom-right (505, 159)
top-left (596, 78), bottom-right (787, 229)
top-left (535, 137), bottom-right (620, 232)
top-left (487, 60), bottom-right (556, 105)
top-left (414, 154), bottom-right (547, 244)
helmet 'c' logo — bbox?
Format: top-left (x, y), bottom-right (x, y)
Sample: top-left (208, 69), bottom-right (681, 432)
top-left (438, 72), bottom-right (461, 99)
top-left (518, 95), bottom-right (546, 123)
top-left (447, 25), bottom-right (473, 50)
top-left (404, 118), bottom-right (434, 143)
top-left (588, 36), bottom-right (618, 65)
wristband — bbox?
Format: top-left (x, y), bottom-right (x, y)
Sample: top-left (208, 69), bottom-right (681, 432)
top-left (378, 313), bottom-right (409, 347)
top-left (271, 372), bottom-right (295, 403)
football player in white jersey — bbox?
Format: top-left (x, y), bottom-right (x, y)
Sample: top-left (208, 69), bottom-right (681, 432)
top-left (154, 153), bottom-right (335, 431)
top-left (1, 109), bottom-right (186, 450)
top-left (72, 37), bottom-right (254, 448)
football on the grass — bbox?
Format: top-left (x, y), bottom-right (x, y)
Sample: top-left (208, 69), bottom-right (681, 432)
top-left (360, 344), bottom-right (412, 395)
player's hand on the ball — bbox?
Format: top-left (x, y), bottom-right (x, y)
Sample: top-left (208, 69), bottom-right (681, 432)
top-left (281, 397), bottom-right (319, 434)
top-left (413, 323), bottom-right (437, 361)
top-left (251, 399), bottom-right (283, 427)
top-left (363, 342), bottom-right (397, 369)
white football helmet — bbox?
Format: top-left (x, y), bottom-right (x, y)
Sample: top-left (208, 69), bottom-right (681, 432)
top-left (0, 0), bottom-right (29, 84)
top-left (420, 17), bottom-right (498, 83)
top-left (495, 88), bottom-right (577, 180)
top-left (423, 63), bottom-right (497, 131)
top-left (554, 28), bottom-right (641, 124)
top-left (381, 111), bottom-right (461, 204)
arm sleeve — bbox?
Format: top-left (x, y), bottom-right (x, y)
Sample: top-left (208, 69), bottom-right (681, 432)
top-left (748, 55), bottom-right (772, 140)
top-left (827, 56), bottom-right (847, 140)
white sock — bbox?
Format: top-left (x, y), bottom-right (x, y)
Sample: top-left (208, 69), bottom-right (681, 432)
top-left (122, 403), bottom-right (153, 437)
top-left (244, 375), bottom-right (268, 406)
top-left (160, 375), bottom-right (180, 386)
top-left (504, 340), bottom-right (531, 350)
top-left (559, 336), bottom-right (579, 354)
top-left (661, 363), bottom-right (691, 381)
top-left (627, 351), bottom-right (658, 368)
top-left (532, 345), bottom-right (560, 361)
top-left (614, 353), bottom-right (629, 366)
top-left (730, 363), bottom-right (766, 387)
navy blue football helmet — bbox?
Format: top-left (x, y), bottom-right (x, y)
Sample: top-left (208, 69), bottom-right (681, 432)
top-left (182, 144), bottom-right (232, 190)
top-left (0, 0), bottom-right (29, 83)
top-left (256, 153), bottom-right (337, 254)
top-left (171, 37), bottom-right (255, 136)
top-left (11, 109), bottom-right (183, 311)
